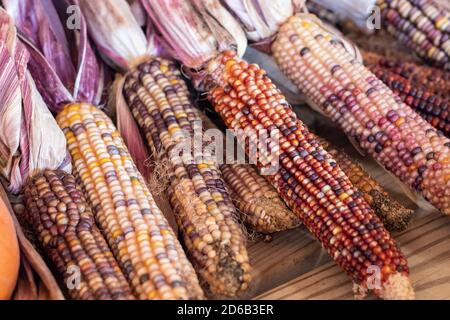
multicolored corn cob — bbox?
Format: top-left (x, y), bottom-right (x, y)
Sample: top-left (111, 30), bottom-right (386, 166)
top-left (272, 15), bottom-right (450, 216)
top-left (363, 51), bottom-right (450, 98)
top-left (206, 50), bottom-right (413, 299)
top-left (220, 163), bottom-right (301, 234)
top-left (197, 109), bottom-right (301, 234)
top-left (377, 0), bottom-right (450, 70)
top-left (23, 170), bottom-right (134, 300)
top-left (369, 64), bottom-right (450, 137)
top-left (56, 103), bottom-right (204, 300)
top-left (318, 138), bottom-right (414, 232)
top-left (121, 58), bottom-right (250, 296)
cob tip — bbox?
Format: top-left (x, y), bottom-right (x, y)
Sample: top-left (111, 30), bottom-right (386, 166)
top-left (380, 273), bottom-right (415, 300)
top-left (355, 273), bottom-right (415, 300)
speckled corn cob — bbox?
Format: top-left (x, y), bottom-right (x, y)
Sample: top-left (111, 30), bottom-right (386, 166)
top-left (23, 170), bottom-right (134, 300)
top-left (122, 58), bottom-right (250, 297)
top-left (377, 0), bottom-right (450, 70)
top-left (220, 163), bottom-right (301, 234)
top-left (56, 103), bottom-right (204, 300)
top-left (318, 138), bottom-right (414, 232)
top-left (363, 51), bottom-right (450, 99)
top-left (369, 65), bottom-right (450, 137)
top-left (207, 50), bottom-right (413, 299)
top-left (273, 15), bottom-right (450, 216)
top-left (196, 110), bottom-right (300, 234)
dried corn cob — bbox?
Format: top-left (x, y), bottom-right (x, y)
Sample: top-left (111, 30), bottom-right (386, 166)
top-left (318, 138), bottom-right (414, 232)
top-left (369, 65), bottom-right (450, 137)
top-left (143, 0), bottom-right (414, 299)
top-left (207, 50), bottom-right (413, 299)
top-left (272, 15), bottom-right (450, 216)
top-left (23, 170), bottom-right (134, 300)
top-left (56, 103), bottom-right (204, 300)
top-left (377, 0), bottom-right (450, 70)
top-left (197, 110), bottom-right (300, 234)
top-left (122, 58), bottom-right (250, 296)
top-left (363, 51), bottom-right (450, 98)
top-left (220, 163), bottom-right (301, 234)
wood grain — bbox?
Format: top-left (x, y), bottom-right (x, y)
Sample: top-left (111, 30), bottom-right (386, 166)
top-left (256, 213), bottom-right (450, 300)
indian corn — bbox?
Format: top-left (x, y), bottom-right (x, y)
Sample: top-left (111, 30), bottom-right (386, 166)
top-left (197, 110), bottom-right (301, 234)
top-left (272, 15), bottom-right (450, 216)
top-left (369, 64), bottom-right (450, 137)
top-left (318, 138), bottom-right (414, 232)
top-left (377, 0), bottom-right (450, 70)
top-left (122, 58), bottom-right (250, 296)
top-left (208, 50), bottom-right (413, 299)
top-left (363, 50), bottom-right (450, 98)
top-left (23, 170), bottom-right (134, 300)
top-left (56, 103), bottom-right (204, 300)
top-left (143, 0), bottom-right (415, 299)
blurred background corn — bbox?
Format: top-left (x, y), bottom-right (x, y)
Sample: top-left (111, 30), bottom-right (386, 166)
top-left (377, 0), bottom-right (450, 70)
top-left (23, 170), bottom-right (134, 300)
top-left (122, 58), bottom-right (250, 296)
top-left (363, 50), bottom-right (450, 99)
top-left (219, 163), bottom-right (301, 234)
top-left (318, 138), bottom-right (414, 232)
top-left (56, 103), bottom-right (204, 300)
top-left (207, 50), bottom-right (413, 299)
top-left (272, 15), bottom-right (450, 216)
top-left (368, 63), bottom-right (450, 137)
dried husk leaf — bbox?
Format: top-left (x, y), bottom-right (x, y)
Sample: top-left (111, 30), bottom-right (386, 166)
top-left (79, 0), bottom-right (149, 71)
top-left (191, 0), bottom-right (247, 58)
top-left (5, 0), bottom-right (105, 113)
top-left (110, 73), bottom-right (153, 181)
top-left (0, 9), bottom-right (70, 193)
top-left (3, 0), bottom-right (77, 91)
top-left (141, 0), bottom-right (246, 69)
top-left (223, 0), bottom-right (295, 41)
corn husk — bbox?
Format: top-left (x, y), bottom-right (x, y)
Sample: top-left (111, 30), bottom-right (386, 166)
top-left (0, 8), bottom-right (70, 194)
top-left (4, 0), bottom-right (107, 113)
top-left (1, 169), bottom-right (64, 300)
top-left (222, 0), bottom-right (295, 42)
top-left (310, 0), bottom-right (377, 29)
top-left (141, 0), bottom-right (247, 69)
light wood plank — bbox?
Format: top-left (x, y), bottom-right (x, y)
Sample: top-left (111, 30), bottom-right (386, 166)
top-left (256, 213), bottom-right (450, 300)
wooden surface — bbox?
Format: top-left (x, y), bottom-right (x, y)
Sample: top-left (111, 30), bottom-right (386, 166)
top-left (229, 106), bottom-right (449, 300)
top-left (256, 213), bottom-right (450, 300)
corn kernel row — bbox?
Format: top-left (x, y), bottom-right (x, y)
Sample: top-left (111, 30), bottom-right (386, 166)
top-left (369, 64), bottom-right (450, 137)
top-left (363, 50), bottom-right (450, 99)
top-left (122, 58), bottom-right (250, 296)
top-left (56, 103), bottom-right (204, 300)
top-left (318, 138), bottom-right (414, 232)
top-left (378, 0), bottom-right (450, 70)
top-left (23, 170), bottom-right (134, 300)
top-left (272, 16), bottom-right (450, 216)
